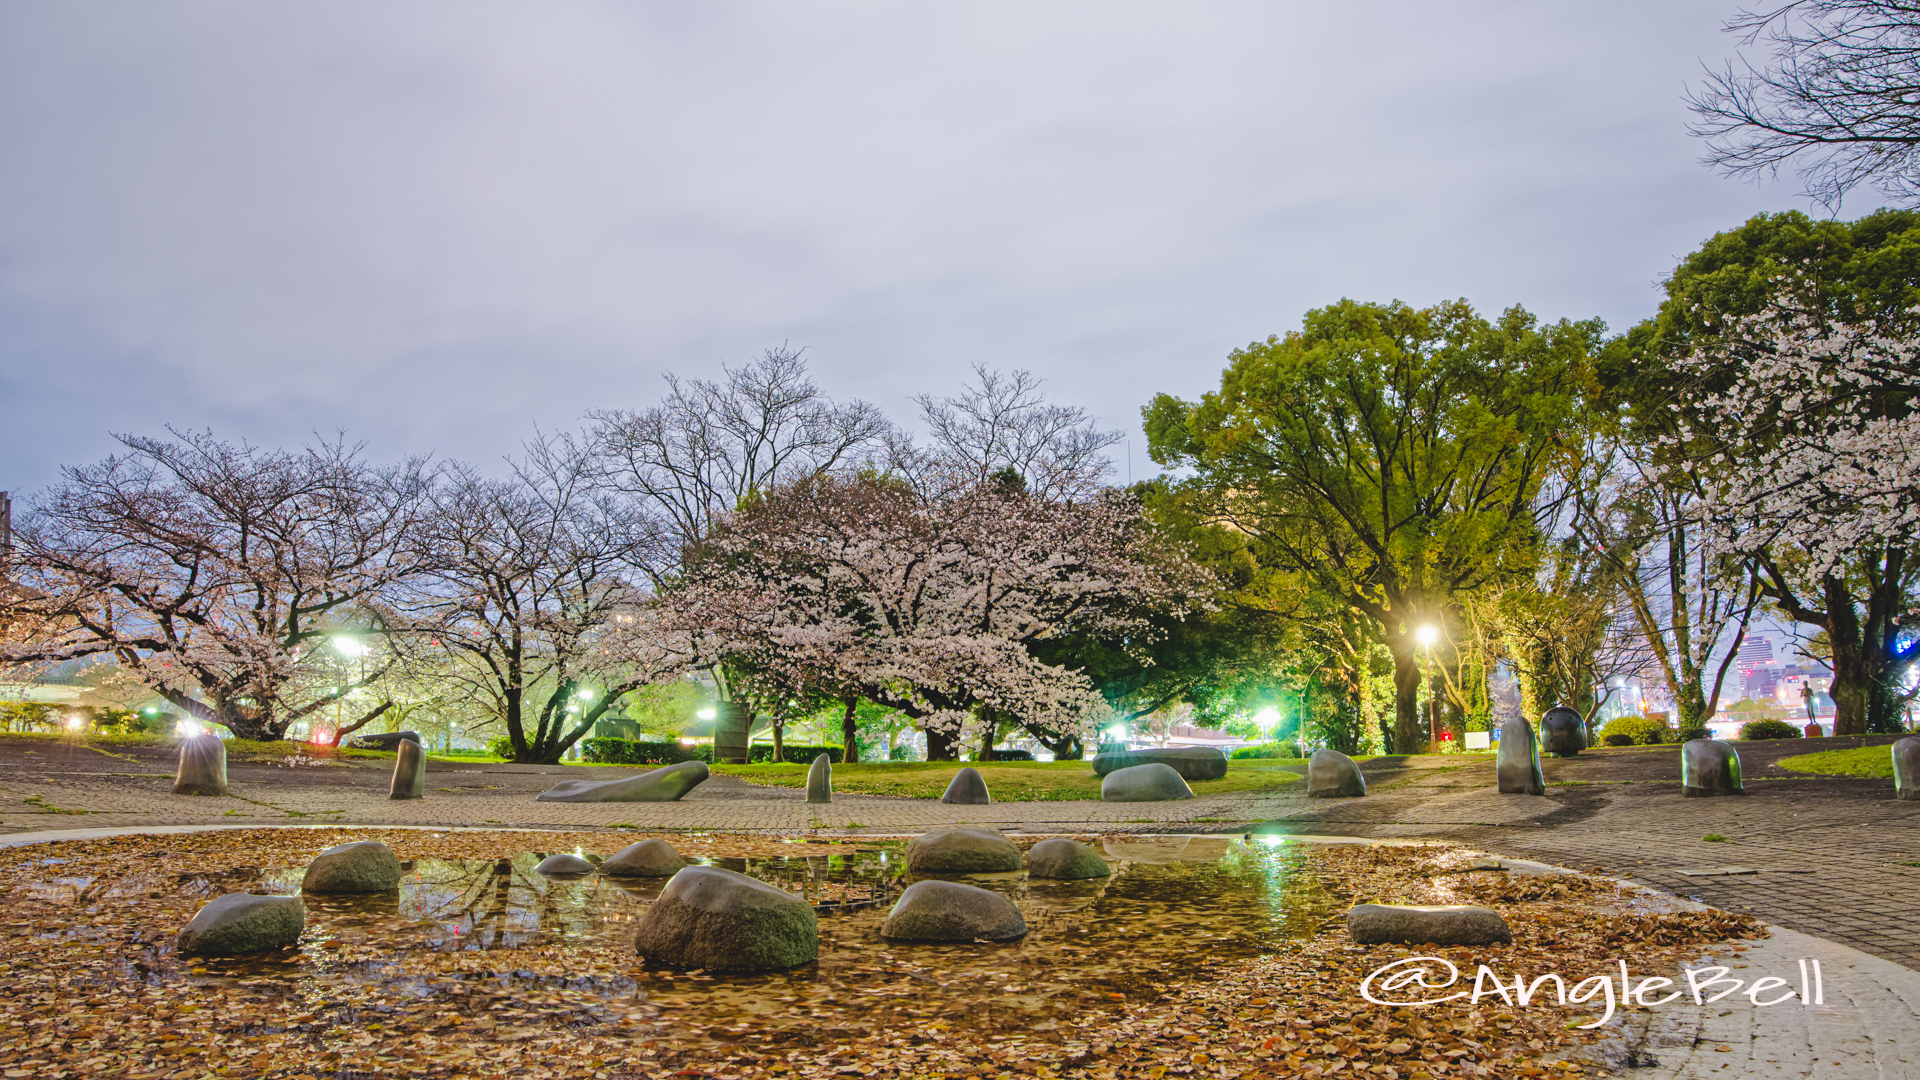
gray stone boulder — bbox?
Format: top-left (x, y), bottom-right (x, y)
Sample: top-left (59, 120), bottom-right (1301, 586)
top-left (805, 753), bottom-right (832, 804)
top-left (940, 766), bottom-right (991, 804)
top-left (632, 865), bottom-right (817, 971)
top-left (1496, 717), bottom-right (1546, 795)
top-left (173, 734), bottom-right (228, 797)
top-left (1025, 838), bottom-right (1110, 879)
top-left (389, 737), bottom-right (426, 800)
top-left (177, 893), bottom-right (305, 956)
top-left (1090, 746), bottom-right (1228, 781)
top-left (1100, 762), bottom-right (1194, 802)
top-left (907, 827), bottom-right (1023, 873)
top-left (1896, 737), bottom-right (1920, 802)
top-left (1347, 903), bottom-right (1513, 945)
top-left (1681, 739), bottom-right (1745, 797)
top-left (1540, 707), bottom-right (1585, 757)
top-left (1306, 748), bottom-right (1366, 798)
top-left (535, 760), bottom-right (709, 803)
top-left (600, 838), bottom-right (687, 877)
top-left (536, 853), bottom-right (596, 875)
top-left (880, 880), bottom-right (1027, 942)
top-left (301, 840), bottom-right (403, 894)
top-left (351, 730), bottom-right (424, 750)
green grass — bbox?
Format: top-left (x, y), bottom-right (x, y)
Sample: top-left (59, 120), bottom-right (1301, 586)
top-left (1703, 834), bottom-right (1728, 843)
top-left (1776, 745), bottom-right (1895, 778)
top-left (710, 758), bottom-right (1303, 801)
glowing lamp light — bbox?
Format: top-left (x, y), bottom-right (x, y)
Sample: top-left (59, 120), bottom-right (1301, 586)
top-left (178, 721), bottom-right (204, 739)
top-left (697, 708), bottom-right (717, 720)
top-left (1253, 707), bottom-right (1281, 730)
top-left (1416, 625), bottom-right (1439, 648)
top-left (331, 636), bottom-right (366, 657)
top-left (1105, 725), bottom-right (1127, 741)
top-left (66, 715), bottom-right (86, 732)
top-left (576, 688), bottom-right (597, 700)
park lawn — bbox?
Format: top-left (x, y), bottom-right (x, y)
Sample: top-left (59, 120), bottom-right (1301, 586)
top-left (1776, 744), bottom-right (1895, 778)
top-left (711, 758), bottom-right (1303, 801)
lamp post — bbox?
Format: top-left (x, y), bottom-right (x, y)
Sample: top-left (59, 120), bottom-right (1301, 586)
top-left (1416, 625), bottom-right (1440, 748)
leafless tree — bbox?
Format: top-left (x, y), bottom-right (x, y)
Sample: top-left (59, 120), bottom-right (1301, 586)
top-left (0, 431), bottom-right (434, 740)
top-left (1689, 1), bottom-right (1920, 206)
top-left (901, 364), bottom-right (1122, 503)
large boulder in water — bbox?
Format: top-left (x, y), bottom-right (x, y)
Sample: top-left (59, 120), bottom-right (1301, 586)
top-left (1306, 748), bottom-right (1366, 798)
top-left (177, 893), bottom-right (305, 956)
top-left (805, 753), bottom-right (832, 804)
top-left (1025, 838), bottom-right (1110, 880)
top-left (632, 865), bottom-right (817, 971)
top-left (1347, 903), bottom-right (1512, 945)
top-left (1896, 737), bottom-right (1920, 802)
top-left (173, 734), bottom-right (228, 797)
top-left (940, 766), bottom-right (991, 804)
top-left (302, 840), bottom-right (403, 894)
top-left (1090, 746), bottom-right (1227, 781)
top-left (600, 838), bottom-right (687, 877)
top-left (907, 827), bottom-right (1022, 873)
top-left (536, 760), bottom-right (709, 803)
top-left (1540, 707), bottom-right (1585, 758)
top-left (389, 738), bottom-right (426, 800)
top-left (1496, 717), bottom-right (1546, 795)
top-left (351, 731), bottom-right (423, 750)
top-left (1100, 762), bottom-right (1194, 802)
top-left (880, 880), bottom-right (1027, 942)
top-left (1681, 739), bottom-right (1745, 797)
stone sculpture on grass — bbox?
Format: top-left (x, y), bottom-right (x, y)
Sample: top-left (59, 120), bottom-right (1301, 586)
top-left (600, 838), bottom-right (688, 876)
top-left (1347, 903), bottom-right (1512, 945)
top-left (1100, 762), bottom-right (1194, 802)
top-left (177, 894), bottom-right (305, 956)
top-left (1896, 737), bottom-right (1920, 802)
top-left (173, 733), bottom-right (228, 797)
top-left (880, 880), bottom-right (1027, 942)
top-left (1306, 748), bottom-right (1366, 798)
top-left (1495, 717), bottom-right (1546, 796)
top-left (1089, 746), bottom-right (1227, 781)
top-left (302, 840), bottom-right (403, 893)
top-left (1681, 739), bottom-right (1745, 797)
top-left (536, 853), bottom-right (596, 875)
top-left (907, 827), bottom-right (1023, 873)
top-left (940, 767), bottom-right (991, 805)
top-left (632, 865), bottom-right (817, 971)
top-left (1540, 706), bottom-right (1585, 758)
top-left (806, 753), bottom-right (832, 804)
top-left (1025, 838), bottom-right (1110, 879)
top-left (536, 760), bottom-right (709, 803)
top-left (389, 738), bottom-right (426, 800)
top-left (352, 731), bottom-right (424, 751)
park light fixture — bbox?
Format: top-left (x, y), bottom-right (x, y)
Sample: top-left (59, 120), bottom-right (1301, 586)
top-left (697, 707), bottom-right (717, 720)
top-left (1253, 707), bottom-right (1280, 731)
top-left (577, 688), bottom-right (597, 700)
top-left (179, 720), bottom-right (203, 739)
top-left (1416, 625), bottom-right (1439, 648)
top-left (66, 714), bottom-right (86, 731)
top-left (332, 636), bottom-right (366, 657)
top-left (1105, 724), bottom-right (1127, 742)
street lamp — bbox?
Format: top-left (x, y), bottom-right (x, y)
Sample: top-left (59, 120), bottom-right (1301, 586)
top-left (1416, 625), bottom-right (1440, 748)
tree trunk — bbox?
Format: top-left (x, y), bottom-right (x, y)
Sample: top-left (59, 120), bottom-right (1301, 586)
top-left (1386, 637), bottom-right (1424, 754)
top-left (771, 715), bottom-right (786, 764)
top-left (925, 724), bottom-right (959, 761)
top-left (841, 697), bottom-right (860, 764)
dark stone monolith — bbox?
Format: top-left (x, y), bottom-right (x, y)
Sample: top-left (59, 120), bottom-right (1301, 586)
top-left (536, 760), bottom-right (709, 802)
top-left (805, 753), bottom-right (832, 804)
top-left (1681, 739), bottom-right (1745, 797)
top-left (352, 731), bottom-right (424, 750)
top-left (1089, 746), bottom-right (1228, 781)
top-left (1896, 737), bottom-right (1920, 802)
top-left (940, 766), bottom-right (991, 805)
top-left (389, 737), bottom-right (426, 799)
top-left (1540, 706), bottom-right (1585, 757)
top-left (173, 733), bottom-right (228, 796)
top-left (1306, 748), bottom-right (1366, 798)
top-left (1496, 717), bottom-right (1546, 795)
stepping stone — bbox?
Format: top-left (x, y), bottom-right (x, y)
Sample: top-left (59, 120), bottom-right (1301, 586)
top-left (173, 733), bottom-right (228, 797)
top-left (1496, 716), bottom-right (1546, 795)
top-left (600, 838), bottom-right (687, 877)
top-left (1100, 762), bottom-right (1194, 802)
top-left (907, 827), bottom-right (1022, 873)
top-left (389, 738), bottom-right (426, 800)
top-left (805, 753), bottom-right (832, 805)
top-left (536, 854), bottom-right (595, 875)
top-left (1090, 746), bottom-right (1227, 781)
top-left (1895, 737), bottom-right (1920, 801)
top-left (177, 893), bottom-right (304, 956)
top-left (536, 760), bottom-right (709, 802)
top-left (1681, 739), bottom-right (1745, 797)
top-left (1306, 748), bottom-right (1366, 798)
top-left (880, 880), bottom-right (1027, 942)
top-left (1540, 706), bottom-right (1585, 757)
top-left (632, 865), bottom-right (817, 971)
top-left (1025, 838), bottom-right (1110, 880)
top-left (302, 840), bottom-right (403, 894)
top-left (1347, 903), bottom-right (1512, 945)
top-left (940, 767), bottom-right (991, 805)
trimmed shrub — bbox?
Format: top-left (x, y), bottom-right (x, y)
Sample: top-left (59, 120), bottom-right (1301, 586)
top-left (888, 743), bottom-right (920, 761)
top-left (1738, 718), bottom-right (1803, 741)
top-left (1232, 740), bottom-right (1303, 759)
top-left (746, 744), bottom-right (844, 764)
top-left (1597, 716), bottom-right (1675, 747)
top-left (581, 739), bottom-right (712, 765)
top-left (485, 735), bottom-right (514, 759)
top-left (980, 748), bottom-right (1034, 761)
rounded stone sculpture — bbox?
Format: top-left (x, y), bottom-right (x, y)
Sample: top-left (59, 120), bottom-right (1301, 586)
top-left (907, 827), bottom-right (1023, 873)
top-left (1895, 737), bottom-right (1920, 802)
top-left (600, 838), bottom-right (688, 877)
top-left (1681, 739), bottom-right (1745, 797)
top-left (1025, 838), bottom-right (1110, 880)
top-left (940, 766), bottom-right (991, 805)
top-left (177, 893), bottom-right (305, 956)
top-left (1306, 748), bottom-right (1366, 798)
top-left (302, 840), bottom-right (403, 894)
top-left (536, 853), bottom-right (596, 875)
top-left (351, 730), bottom-right (424, 750)
top-left (880, 880), bottom-right (1028, 942)
top-left (805, 753), bottom-right (832, 804)
top-left (632, 865), bottom-right (818, 971)
top-left (1089, 746), bottom-right (1228, 781)
top-left (389, 737), bottom-right (426, 800)
top-left (1100, 762), bottom-right (1195, 802)
top-left (1347, 903), bottom-right (1513, 945)
top-left (173, 733), bottom-right (229, 797)
top-left (536, 760), bottom-right (710, 803)
top-left (1539, 706), bottom-right (1585, 758)
top-left (1495, 716), bottom-right (1546, 796)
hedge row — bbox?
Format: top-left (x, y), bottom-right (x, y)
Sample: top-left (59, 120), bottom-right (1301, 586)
top-left (579, 739), bottom-right (849, 765)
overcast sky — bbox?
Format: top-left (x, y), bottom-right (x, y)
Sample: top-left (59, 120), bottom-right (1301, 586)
top-left (0, 1), bottom-right (1850, 493)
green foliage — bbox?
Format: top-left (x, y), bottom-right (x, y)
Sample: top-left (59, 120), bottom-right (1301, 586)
top-left (1230, 740), bottom-right (1302, 760)
top-left (1702, 834), bottom-right (1728, 843)
top-left (0, 702), bottom-right (57, 733)
top-left (710, 759), bottom-right (1302, 801)
top-left (1737, 718), bottom-right (1803, 741)
top-left (485, 735), bottom-right (515, 760)
top-left (581, 738), bottom-right (712, 765)
top-left (1598, 715), bottom-right (1676, 747)
top-left (888, 743), bottom-right (920, 761)
top-left (750, 744), bottom-right (845, 764)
